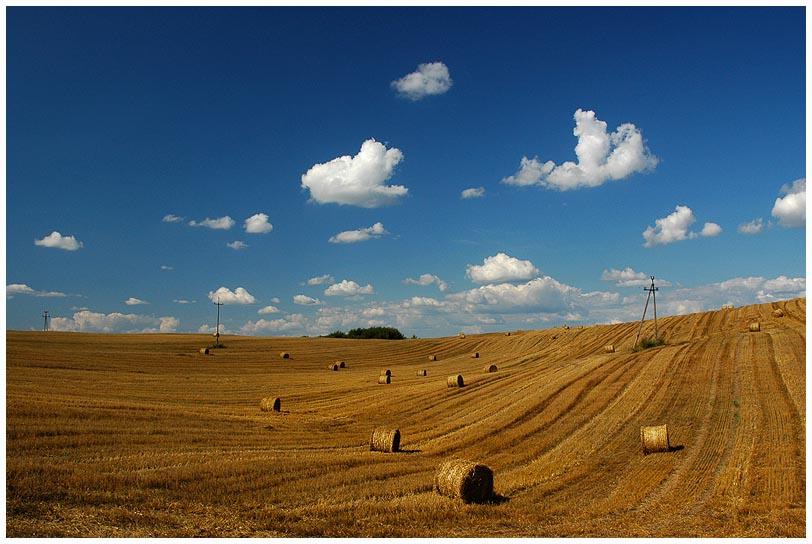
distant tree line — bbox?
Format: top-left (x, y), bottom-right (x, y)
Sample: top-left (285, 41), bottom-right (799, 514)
top-left (324, 326), bottom-right (405, 340)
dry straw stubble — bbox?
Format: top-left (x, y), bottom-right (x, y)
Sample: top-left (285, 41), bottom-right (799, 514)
top-left (370, 428), bottom-right (400, 453)
top-left (435, 459), bottom-right (494, 503)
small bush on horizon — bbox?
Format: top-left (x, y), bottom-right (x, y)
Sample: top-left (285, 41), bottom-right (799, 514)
top-left (323, 327), bottom-right (405, 340)
top-left (632, 336), bottom-right (666, 352)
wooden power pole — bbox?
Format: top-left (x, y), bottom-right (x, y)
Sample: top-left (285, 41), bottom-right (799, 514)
top-left (633, 276), bottom-right (659, 349)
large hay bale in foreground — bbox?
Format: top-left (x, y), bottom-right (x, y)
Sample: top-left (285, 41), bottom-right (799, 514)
top-left (640, 424), bottom-right (670, 454)
top-left (604, 344), bottom-right (615, 353)
top-left (370, 428), bottom-right (400, 453)
top-left (772, 308), bottom-right (785, 318)
top-left (447, 374), bottom-right (464, 388)
top-left (260, 397), bottom-right (281, 412)
top-left (378, 375), bottom-right (391, 385)
top-left (749, 322), bottom-right (761, 332)
top-left (483, 364), bottom-right (498, 373)
top-left (280, 352), bottom-right (290, 359)
top-left (199, 347), bottom-right (210, 355)
top-left (417, 369), bottom-right (427, 376)
top-left (435, 459), bottom-right (493, 504)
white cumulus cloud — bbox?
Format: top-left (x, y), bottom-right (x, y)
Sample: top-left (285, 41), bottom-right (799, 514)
top-left (258, 305), bottom-right (281, 314)
top-left (701, 222), bottom-right (723, 238)
top-left (329, 222), bottom-right (388, 244)
top-left (391, 61), bottom-right (452, 100)
top-left (301, 139), bottom-right (408, 208)
top-left (208, 287), bottom-right (256, 304)
top-left (771, 178), bottom-right (805, 228)
top-left (324, 280), bottom-right (375, 297)
top-left (162, 214), bottom-right (184, 223)
top-left (34, 231), bottom-right (83, 251)
top-left (404, 273), bottom-right (448, 292)
top-left (449, 276), bottom-right (575, 314)
top-left (227, 241), bottom-right (248, 250)
top-left (307, 274), bottom-right (335, 286)
top-left (466, 253), bottom-right (541, 284)
top-left (50, 310), bottom-right (179, 333)
top-left (461, 187), bottom-right (485, 199)
top-left (600, 268), bottom-right (672, 288)
top-left (244, 213), bottom-right (273, 234)
top-left (189, 216), bottom-right (235, 230)
top-left (642, 205), bottom-right (720, 247)
top-left (502, 109), bottom-right (658, 191)
top-left (293, 294), bottom-right (322, 306)
top-left (6, 284), bottom-right (68, 298)
top-left (125, 297), bottom-right (148, 305)
top-left (738, 218), bottom-right (765, 234)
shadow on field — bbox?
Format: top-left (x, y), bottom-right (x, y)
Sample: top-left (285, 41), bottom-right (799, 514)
top-left (485, 493), bottom-right (510, 505)
top-left (399, 448), bottom-right (422, 454)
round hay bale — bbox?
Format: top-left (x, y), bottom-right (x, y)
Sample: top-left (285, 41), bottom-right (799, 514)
top-left (459, 332), bottom-right (466, 339)
top-left (447, 374), bottom-right (464, 388)
top-left (505, 332), bottom-right (511, 336)
top-left (471, 352), bottom-right (479, 358)
top-left (640, 424), bottom-right (670, 454)
top-left (434, 459), bottom-right (493, 504)
top-left (428, 355), bottom-right (437, 361)
top-left (199, 347), bottom-right (210, 355)
top-left (604, 344), bottom-right (615, 353)
top-left (380, 369), bottom-right (391, 377)
top-left (772, 308), bottom-right (785, 318)
top-left (378, 374), bottom-right (391, 385)
top-left (749, 322), bottom-right (761, 332)
top-left (370, 428), bottom-right (400, 453)
top-left (337, 360), bottom-right (346, 368)
top-left (417, 369), bottom-right (427, 376)
top-left (280, 352), bottom-right (290, 359)
top-left (328, 363), bottom-right (339, 371)
top-left (260, 397), bottom-right (281, 412)
top-left (483, 364), bottom-right (498, 373)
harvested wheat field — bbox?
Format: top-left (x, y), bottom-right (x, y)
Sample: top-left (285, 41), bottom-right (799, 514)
top-left (5, 298), bottom-right (805, 537)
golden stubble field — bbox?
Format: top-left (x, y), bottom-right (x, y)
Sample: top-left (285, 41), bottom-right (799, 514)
top-left (5, 298), bottom-right (806, 537)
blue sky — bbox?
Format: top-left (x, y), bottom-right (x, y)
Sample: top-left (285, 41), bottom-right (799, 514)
top-left (5, 6), bottom-right (807, 337)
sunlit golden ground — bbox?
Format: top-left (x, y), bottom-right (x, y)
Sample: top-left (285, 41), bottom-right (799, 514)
top-left (6, 298), bottom-right (805, 537)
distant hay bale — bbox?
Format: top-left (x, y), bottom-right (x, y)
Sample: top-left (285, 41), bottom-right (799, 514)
top-left (428, 355), bottom-right (437, 361)
top-left (749, 322), bottom-right (761, 332)
top-left (417, 369), bottom-right (427, 376)
top-left (722, 304), bottom-right (735, 310)
top-left (483, 364), bottom-right (497, 373)
top-left (772, 308), bottom-right (785, 318)
top-left (447, 374), bottom-right (464, 388)
top-left (370, 428), bottom-right (400, 453)
top-left (337, 360), bottom-right (345, 368)
top-left (459, 332), bottom-right (466, 339)
top-left (280, 352), bottom-right (290, 359)
top-left (505, 332), bottom-right (511, 336)
top-left (640, 424), bottom-right (671, 455)
top-left (562, 324), bottom-right (570, 330)
top-left (328, 363), bottom-right (339, 371)
top-left (378, 374), bottom-right (391, 385)
top-left (604, 344), bottom-right (615, 353)
top-left (471, 352), bottom-right (480, 358)
top-left (260, 397), bottom-right (281, 412)
top-left (199, 347), bottom-right (210, 355)
top-left (434, 459), bottom-right (494, 504)
top-left (380, 369), bottom-right (391, 377)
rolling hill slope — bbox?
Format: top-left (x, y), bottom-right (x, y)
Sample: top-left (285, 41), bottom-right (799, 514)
top-left (5, 298), bottom-right (805, 537)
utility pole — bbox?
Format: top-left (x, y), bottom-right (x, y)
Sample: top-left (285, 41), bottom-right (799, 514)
top-left (42, 310), bottom-right (50, 332)
top-left (213, 297), bottom-right (223, 347)
top-left (633, 276), bottom-right (659, 349)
